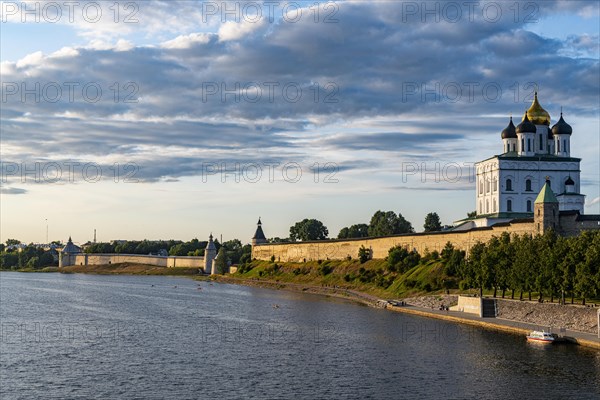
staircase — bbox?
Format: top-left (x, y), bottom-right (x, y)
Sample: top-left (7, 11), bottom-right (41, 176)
top-left (482, 298), bottom-right (497, 318)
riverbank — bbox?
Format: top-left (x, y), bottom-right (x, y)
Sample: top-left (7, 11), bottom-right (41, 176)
top-left (212, 275), bottom-right (600, 350)
top-left (9, 264), bottom-right (598, 349)
top-left (55, 263), bottom-right (199, 276)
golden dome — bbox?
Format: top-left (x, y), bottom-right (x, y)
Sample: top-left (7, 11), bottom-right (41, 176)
top-left (524, 92), bottom-right (551, 125)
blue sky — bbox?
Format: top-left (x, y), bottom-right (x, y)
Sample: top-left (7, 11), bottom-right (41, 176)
top-left (1, 0), bottom-right (599, 244)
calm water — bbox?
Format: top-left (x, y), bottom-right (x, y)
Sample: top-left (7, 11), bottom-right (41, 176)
top-left (1, 272), bottom-right (599, 399)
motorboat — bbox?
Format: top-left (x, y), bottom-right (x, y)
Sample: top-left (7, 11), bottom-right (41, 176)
top-left (526, 330), bottom-right (556, 344)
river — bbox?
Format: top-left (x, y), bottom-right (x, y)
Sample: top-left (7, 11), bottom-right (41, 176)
top-left (1, 272), bottom-right (598, 399)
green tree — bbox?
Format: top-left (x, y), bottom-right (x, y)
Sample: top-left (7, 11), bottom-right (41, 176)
top-left (214, 248), bottom-right (229, 274)
top-left (26, 256), bottom-right (40, 269)
top-left (575, 231), bottom-right (598, 305)
top-left (423, 212), bottom-right (442, 232)
top-left (468, 242), bottom-right (487, 297)
top-left (467, 211), bottom-right (477, 218)
top-left (338, 224), bottom-right (369, 239)
top-left (0, 253), bottom-right (19, 269)
top-left (368, 211), bottom-right (413, 237)
top-left (289, 219), bottom-right (328, 241)
top-left (5, 239), bottom-right (21, 247)
top-left (495, 232), bottom-right (513, 298)
top-left (441, 242), bottom-right (465, 277)
top-left (358, 246), bottom-right (371, 264)
top-left (221, 239), bottom-right (244, 264)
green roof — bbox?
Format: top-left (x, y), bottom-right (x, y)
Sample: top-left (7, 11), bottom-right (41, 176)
top-left (535, 182), bottom-right (558, 204)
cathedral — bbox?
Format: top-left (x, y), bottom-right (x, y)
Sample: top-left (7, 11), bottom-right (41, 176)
top-left (464, 92), bottom-right (586, 228)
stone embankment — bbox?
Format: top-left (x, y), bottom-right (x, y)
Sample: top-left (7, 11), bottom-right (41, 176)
top-left (496, 299), bottom-right (598, 334)
top-left (403, 295), bottom-right (598, 334)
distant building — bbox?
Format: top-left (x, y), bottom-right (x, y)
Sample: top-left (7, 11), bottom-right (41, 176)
top-left (203, 234), bottom-right (217, 274)
top-left (457, 92), bottom-right (587, 229)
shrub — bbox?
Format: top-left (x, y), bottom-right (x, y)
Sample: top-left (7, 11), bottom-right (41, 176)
top-left (358, 246), bottom-right (371, 264)
top-left (318, 264), bottom-right (334, 276)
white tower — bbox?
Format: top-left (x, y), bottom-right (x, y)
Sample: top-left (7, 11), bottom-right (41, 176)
top-left (203, 234), bottom-right (217, 274)
top-left (516, 112), bottom-right (536, 156)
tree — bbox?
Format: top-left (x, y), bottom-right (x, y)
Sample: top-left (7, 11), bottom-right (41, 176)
top-left (214, 248), bottom-right (229, 274)
top-left (338, 224), bottom-right (369, 239)
top-left (289, 219), bottom-right (328, 241)
top-left (5, 239), bottom-right (21, 247)
top-left (358, 246), bottom-right (371, 263)
top-left (388, 245), bottom-right (420, 273)
top-left (467, 211), bottom-right (477, 218)
top-left (423, 212), bottom-right (442, 232)
top-left (368, 211), bottom-right (413, 237)
top-left (468, 242), bottom-right (487, 297)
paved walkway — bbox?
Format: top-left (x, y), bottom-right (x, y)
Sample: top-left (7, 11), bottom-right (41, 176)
top-left (387, 304), bottom-right (600, 349)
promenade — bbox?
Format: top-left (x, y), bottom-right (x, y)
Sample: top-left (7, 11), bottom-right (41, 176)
top-left (386, 303), bottom-right (600, 350)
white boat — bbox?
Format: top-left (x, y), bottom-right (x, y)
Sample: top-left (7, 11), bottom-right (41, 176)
top-left (526, 330), bottom-right (556, 344)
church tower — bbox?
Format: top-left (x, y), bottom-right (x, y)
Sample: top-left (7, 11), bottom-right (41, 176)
top-left (534, 179), bottom-right (559, 235)
top-left (252, 218), bottom-right (267, 246)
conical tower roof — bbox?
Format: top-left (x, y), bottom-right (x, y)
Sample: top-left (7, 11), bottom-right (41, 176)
top-left (252, 217), bottom-right (266, 241)
top-left (535, 180), bottom-right (558, 204)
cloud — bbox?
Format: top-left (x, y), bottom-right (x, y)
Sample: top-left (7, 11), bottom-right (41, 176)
top-left (587, 196), bottom-right (600, 206)
top-left (1, 1), bottom-right (598, 187)
top-left (0, 187), bottom-right (27, 195)
top-left (218, 19), bottom-right (266, 42)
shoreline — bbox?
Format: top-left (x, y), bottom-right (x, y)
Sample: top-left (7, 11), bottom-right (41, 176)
top-left (4, 268), bottom-right (599, 350)
top-left (213, 275), bottom-right (600, 350)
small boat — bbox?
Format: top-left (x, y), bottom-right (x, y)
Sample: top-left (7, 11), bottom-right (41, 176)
top-left (526, 330), bottom-right (556, 344)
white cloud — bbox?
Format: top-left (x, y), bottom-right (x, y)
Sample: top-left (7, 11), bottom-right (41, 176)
top-left (218, 19), bottom-right (266, 42)
top-left (15, 51), bottom-right (44, 68)
top-left (161, 33), bottom-right (212, 49)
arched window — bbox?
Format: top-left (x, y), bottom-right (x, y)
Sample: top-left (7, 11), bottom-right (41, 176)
top-left (507, 199), bottom-right (512, 212)
top-left (506, 179), bottom-right (512, 191)
top-left (527, 200), bottom-right (532, 212)
top-left (479, 181), bottom-right (483, 194)
top-left (557, 139), bottom-right (560, 152)
top-left (526, 179), bottom-right (532, 191)
top-left (493, 199), bottom-right (497, 212)
top-left (539, 134), bottom-right (543, 150)
top-left (527, 139), bottom-right (531, 152)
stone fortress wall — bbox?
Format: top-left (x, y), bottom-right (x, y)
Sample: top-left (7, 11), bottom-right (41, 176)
top-left (60, 253), bottom-right (204, 269)
top-left (252, 219), bottom-right (536, 262)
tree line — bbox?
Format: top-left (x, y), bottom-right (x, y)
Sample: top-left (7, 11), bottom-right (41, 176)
top-left (0, 238), bottom-right (252, 270)
top-left (273, 211), bottom-right (444, 242)
top-left (400, 230), bottom-right (600, 304)
top-left (460, 230), bottom-right (600, 305)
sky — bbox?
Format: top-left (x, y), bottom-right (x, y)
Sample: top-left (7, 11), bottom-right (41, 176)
top-left (1, 0), bottom-right (599, 245)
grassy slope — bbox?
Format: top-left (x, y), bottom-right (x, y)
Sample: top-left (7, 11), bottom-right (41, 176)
top-left (233, 259), bottom-right (454, 299)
